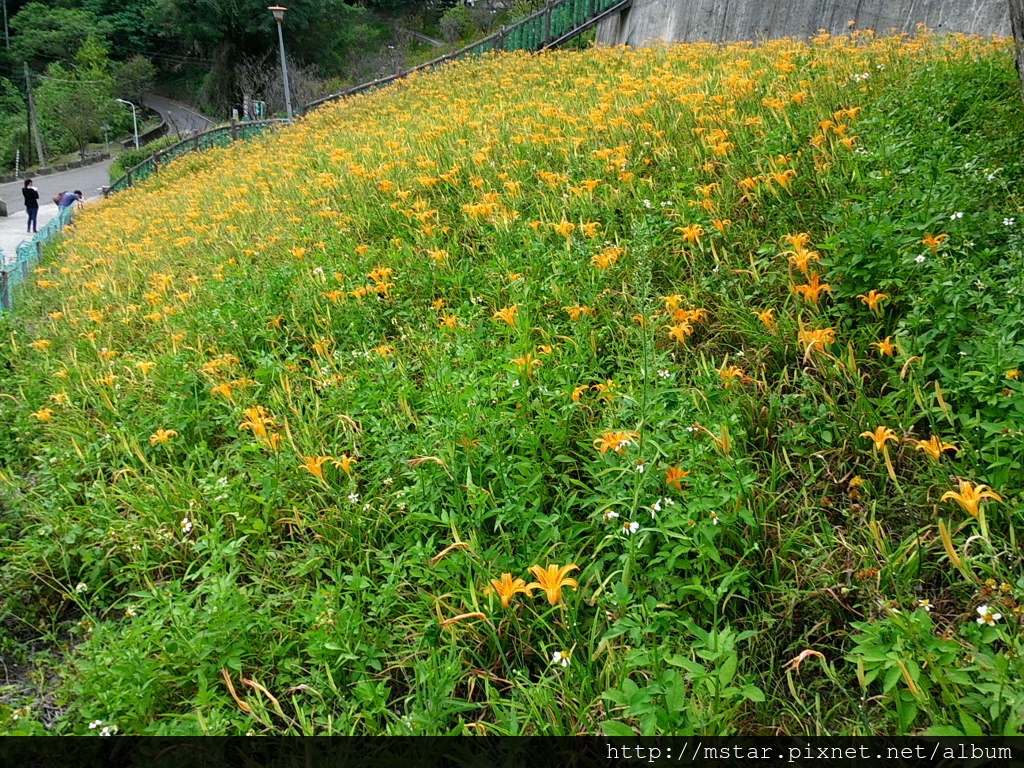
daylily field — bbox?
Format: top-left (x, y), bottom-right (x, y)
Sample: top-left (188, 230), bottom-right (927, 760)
top-left (1, 30), bottom-right (1024, 735)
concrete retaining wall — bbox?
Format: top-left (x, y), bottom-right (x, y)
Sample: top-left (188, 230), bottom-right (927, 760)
top-left (596, 0), bottom-right (1010, 46)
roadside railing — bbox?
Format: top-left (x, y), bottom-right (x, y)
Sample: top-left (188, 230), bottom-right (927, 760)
top-left (105, 119), bottom-right (287, 196)
top-left (0, 204), bottom-right (75, 312)
top-left (306, 0), bottom-right (631, 111)
top-left (104, 0), bottom-right (632, 196)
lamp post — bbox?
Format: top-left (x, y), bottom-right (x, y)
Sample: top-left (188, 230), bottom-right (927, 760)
top-left (116, 98), bottom-right (139, 149)
top-left (269, 5), bottom-right (294, 122)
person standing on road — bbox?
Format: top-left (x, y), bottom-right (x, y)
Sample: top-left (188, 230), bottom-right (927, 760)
top-left (58, 190), bottom-right (84, 210)
top-left (22, 179), bottom-right (40, 234)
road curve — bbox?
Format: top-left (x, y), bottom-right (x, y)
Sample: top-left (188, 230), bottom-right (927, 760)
top-left (144, 94), bottom-right (218, 137)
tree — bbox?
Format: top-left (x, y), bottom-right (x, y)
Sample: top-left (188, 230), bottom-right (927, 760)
top-left (0, 77), bottom-right (28, 172)
top-left (9, 3), bottom-right (110, 68)
top-left (113, 55), bottom-right (156, 105)
top-left (1011, 0), bottom-right (1024, 103)
top-left (35, 36), bottom-right (116, 160)
top-left (151, 0), bottom-right (371, 111)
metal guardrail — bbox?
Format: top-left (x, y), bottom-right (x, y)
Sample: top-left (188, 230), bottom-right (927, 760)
top-left (306, 0), bottom-right (632, 111)
top-left (105, 119), bottom-right (288, 196)
top-left (4, 0), bottom-right (632, 313)
top-left (104, 0), bottom-right (633, 195)
top-left (0, 204), bottom-right (75, 312)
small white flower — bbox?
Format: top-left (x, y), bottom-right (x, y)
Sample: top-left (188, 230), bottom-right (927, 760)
top-left (99, 725), bottom-right (117, 737)
top-left (950, 211), bottom-right (963, 220)
top-left (552, 650), bottom-right (570, 667)
top-left (383, 477), bottom-right (394, 485)
top-left (603, 510), bottom-right (620, 522)
top-left (75, 582), bottom-right (88, 593)
top-left (89, 720), bottom-right (103, 729)
top-left (915, 254), bottom-right (927, 264)
top-left (658, 369), bottom-right (671, 379)
top-left (347, 492), bottom-right (360, 504)
top-left (710, 511), bottom-right (720, 525)
top-left (976, 605), bottom-right (1002, 626)
top-left (975, 280), bottom-right (986, 290)
top-left (662, 497), bottom-right (675, 506)
top-left (180, 517), bottom-right (193, 535)
top-left (651, 500), bottom-right (662, 513)
top-left (1003, 217), bottom-right (1015, 227)
top-left (623, 520), bottom-right (640, 535)
top-left (635, 461), bottom-right (645, 473)
top-left (511, 379), bottom-right (520, 388)
top-left (916, 599), bottom-right (933, 612)
top-left (312, 266), bottom-right (324, 276)
top-left (124, 607), bottom-right (137, 618)
top-left (642, 199), bottom-right (652, 208)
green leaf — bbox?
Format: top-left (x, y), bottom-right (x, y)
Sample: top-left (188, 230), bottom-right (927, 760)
top-left (718, 653), bottom-right (738, 687)
top-left (601, 721), bottom-right (636, 737)
top-left (740, 684), bottom-right (766, 702)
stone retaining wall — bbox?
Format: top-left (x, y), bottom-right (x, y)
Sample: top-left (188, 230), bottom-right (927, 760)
top-left (596, 0), bottom-right (1010, 46)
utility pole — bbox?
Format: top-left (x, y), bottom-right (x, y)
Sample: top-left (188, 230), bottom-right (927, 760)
top-left (24, 63), bottom-right (46, 169)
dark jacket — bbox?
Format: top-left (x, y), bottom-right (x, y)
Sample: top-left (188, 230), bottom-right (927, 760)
top-left (22, 187), bottom-right (40, 209)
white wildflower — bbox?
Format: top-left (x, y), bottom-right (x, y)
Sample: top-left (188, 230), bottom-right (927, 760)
top-left (976, 605), bottom-right (1002, 626)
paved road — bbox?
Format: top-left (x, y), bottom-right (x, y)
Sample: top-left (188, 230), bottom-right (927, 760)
top-left (0, 160), bottom-right (113, 267)
top-left (145, 94), bottom-right (218, 137)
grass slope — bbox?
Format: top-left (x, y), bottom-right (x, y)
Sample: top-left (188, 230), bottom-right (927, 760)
top-left (1, 32), bottom-right (1023, 736)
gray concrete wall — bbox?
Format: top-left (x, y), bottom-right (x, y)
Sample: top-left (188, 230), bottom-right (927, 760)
top-left (596, 0), bottom-right (1010, 46)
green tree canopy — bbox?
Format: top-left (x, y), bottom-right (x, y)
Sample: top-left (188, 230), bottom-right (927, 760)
top-left (9, 3), bottom-right (111, 68)
top-left (35, 36), bottom-right (117, 159)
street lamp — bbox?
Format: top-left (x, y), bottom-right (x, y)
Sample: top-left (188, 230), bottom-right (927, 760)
top-left (269, 5), bottom-right (294, 122)
top-left (116, 98), bottom-right (139, 149)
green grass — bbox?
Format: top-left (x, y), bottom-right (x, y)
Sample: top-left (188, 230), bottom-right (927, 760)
top-left (0, 33), bottom-right (1023, 736)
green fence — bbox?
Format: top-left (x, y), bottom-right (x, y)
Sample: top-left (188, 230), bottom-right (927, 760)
top-left (0, 204), bottom-right (75, 312)
top-left (105, 119), bottom-right (287, 196)
top-left (98, 0), bottom-right (632, 196)
top-left (305, 0), bottom-right (631, 110)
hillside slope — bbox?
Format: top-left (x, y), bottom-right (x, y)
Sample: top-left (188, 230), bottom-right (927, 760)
top-left (2, 33), bottom-right (1023, 735)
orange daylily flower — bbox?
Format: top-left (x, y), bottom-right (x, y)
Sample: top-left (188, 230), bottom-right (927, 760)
top-left (527, 564), bottom-right (579, 605)
top-left (593, 430), bottom-right (640, 455)
top-left (941, 480), bottom-right (1001, 518)
top-left (675, 223), bottom-right (705, 244)
top-left (665, 466), bottom-right (691, 490)
top-left (860, 425), bottom-right (899, 482)
top-left (860, 426), bottom-right (899, 452)
top-left (511, 353), bottom-right (541, 376)
top-left (333, 454), bottom-right (358, 475)
top-left (664, 322), bottom-right (694, 344)
top-left (921, 233), bottom-right (948, 253)
top-left (298, 455), bottom-right (333, 481)
top-left (492, 305), bottom-right (519, 327)
top-left (858, 289), bottom-right (889, 312)
top-left (792, 273), bottom-right (833, 304)
top-left (753, 308), bottom-right (776, 329)
top-left (149, 428), bottom-right (179, 446)
top-left (872, 336), bottom-right (897, 357)
top-left (485, 573), bottom-right (534, 607)
top-left (909, 435), bottom-right (958, 461)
